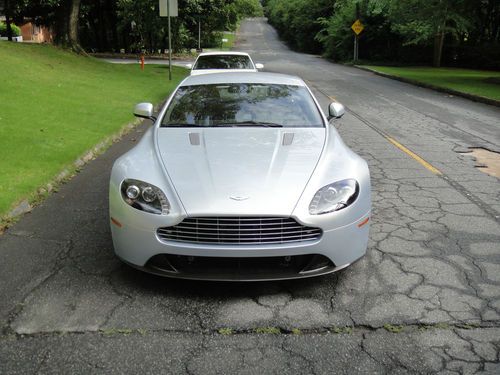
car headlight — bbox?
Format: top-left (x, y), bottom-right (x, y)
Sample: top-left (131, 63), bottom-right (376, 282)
top-left (121, 179), bottom-right (170, 215)
top-left (309, 179), bottom-right (359, 215)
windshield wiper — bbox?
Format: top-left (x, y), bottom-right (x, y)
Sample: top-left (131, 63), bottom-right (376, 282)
top-left (161, 122), bottom-right (284, 128)
top-left (218, 121), bottom-right (283, 128)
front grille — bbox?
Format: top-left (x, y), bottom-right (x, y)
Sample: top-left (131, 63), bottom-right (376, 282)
top-left (156, 217), bottom-right (322, 245)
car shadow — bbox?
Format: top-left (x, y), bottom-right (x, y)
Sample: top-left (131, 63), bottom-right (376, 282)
top-left (111, 261), bottom-right (342, 299)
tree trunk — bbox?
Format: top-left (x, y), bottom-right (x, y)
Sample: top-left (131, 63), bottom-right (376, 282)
top-left (68, 0), bottom-right (81, 46)
top-left (433, 31), bottom-right (445, 67)
top-left (54, 0), bottom-right (70, 45)
top-left (5, 0), bottom-right (13, 41)
top-left (53, 0), bottom-right (84, 53)
top-left (108, 0), bottom-right (119, 51)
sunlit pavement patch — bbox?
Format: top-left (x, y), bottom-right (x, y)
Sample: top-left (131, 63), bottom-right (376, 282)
top-left (459, 147), bottom-right (500, 178)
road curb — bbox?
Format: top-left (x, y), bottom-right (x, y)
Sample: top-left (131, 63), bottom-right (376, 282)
top-left (90, 52), bottom-right (193, 61)
top-left (354, 65), bottom-right (500, 108)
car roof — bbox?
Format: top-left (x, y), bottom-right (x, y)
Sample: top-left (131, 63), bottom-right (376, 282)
top-left (180, 72), bottom-right (306, 87)
top-left (197, 51), bottom-right (250, 57)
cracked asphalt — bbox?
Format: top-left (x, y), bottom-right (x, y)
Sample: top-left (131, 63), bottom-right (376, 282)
top-left (1, 18), bottom-right (500, 374)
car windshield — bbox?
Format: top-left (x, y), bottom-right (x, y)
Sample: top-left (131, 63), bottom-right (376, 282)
top-left (161, 83), bottom-right (324, 128)
top-left (193, 55), bottom-right (253, 70)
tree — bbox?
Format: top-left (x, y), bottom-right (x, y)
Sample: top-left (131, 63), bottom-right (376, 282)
top-left (13, 0), bottom-right (264, 53)
top-left (265, 0), bottom-right (334, 54)
top-left (0, 0), bottom-right (14, 41)
top-left (315, 0), bottom-right (403, 61)
top-left (388, 0), bottom-right (469, 67)
top-left (13, 0), bottom-right (83, 51)
top-left (263, 0), bottom-right (499, 68)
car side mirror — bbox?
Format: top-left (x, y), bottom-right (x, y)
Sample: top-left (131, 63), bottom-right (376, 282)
top-left (186, 63), bottom-right (193, 69)
top-left (255, 63), bottom-right (264, 70)
top-left (328, 102), bottom-right (345, 120)
top-left (133, 102), bottom-right (156, 121)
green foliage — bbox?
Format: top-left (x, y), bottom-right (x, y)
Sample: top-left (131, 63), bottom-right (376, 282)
top-left (383, 323), bottom-right (404, 333)
top-left (14, 0), bottom-right (263, 53)
top-left (316, 0), bottom-right (412, 62)
top-left (221, 31), bottom-right (236, 50)
top-left (101, 328), bottom-right (133, 335)
top-left (315, 0), bottom-right (358, 60)
top-left (265, 0), bottom-right (333, 53)
top-left (388, 0), bottom-right (469, 46)
top-left (218, 327), bottom-right (234, 335)
top-left (331, 326), bottom-right (353, 334)
top-left (266, 0), bottom-right (500, 69)
top-left (0, 22), bottom-right (21, 37)
top-left (235, 0), bottom-right (264, 18)
top-left (114, 0), bottom-right (232, 52)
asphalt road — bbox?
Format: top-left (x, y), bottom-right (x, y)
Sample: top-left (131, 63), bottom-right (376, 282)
top-left (1, 18), bottom-right (500, 374)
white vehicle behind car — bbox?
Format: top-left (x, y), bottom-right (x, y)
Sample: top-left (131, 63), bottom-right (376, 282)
top-left (186, 51), bottom-right (264, 75)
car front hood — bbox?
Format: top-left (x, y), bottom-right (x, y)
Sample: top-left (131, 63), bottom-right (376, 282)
top-left (157, 127), bottom-right (325, 216)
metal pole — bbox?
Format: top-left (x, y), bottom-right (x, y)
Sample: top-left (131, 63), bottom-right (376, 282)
top-left (354, 35), bottom-right (359, 61)
top-left (167, 0), bottom-right (172, 80)
top-left (198, 17), bottom-right (201, 50)
top-left (354, 3), bottom-right (360, 62)
top-left (353, 36), bottom-right (357, 61)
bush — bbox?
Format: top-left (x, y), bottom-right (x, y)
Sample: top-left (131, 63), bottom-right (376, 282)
top-left (235, 0), bottom-right (264, 18)
top-left (265, 0), bottom-right (333, 54)
top-left (445, 43), bottom-right (500, 71)
top-left (0, 22), bottom-right (21, 37)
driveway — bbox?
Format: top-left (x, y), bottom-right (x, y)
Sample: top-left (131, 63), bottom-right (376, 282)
top-left (1, 18), bottom-right (500, 374)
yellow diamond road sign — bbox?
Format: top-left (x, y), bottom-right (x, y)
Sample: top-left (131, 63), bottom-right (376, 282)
top-left (351, 19), bottom-right (364, 35)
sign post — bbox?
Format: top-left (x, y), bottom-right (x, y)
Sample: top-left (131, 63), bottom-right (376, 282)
top-left (198, 16), bottom-right (201, 51)
top-left (159, 0), bottom-right (178, 80)
top-left (351, 19), bottom-right (364, 62)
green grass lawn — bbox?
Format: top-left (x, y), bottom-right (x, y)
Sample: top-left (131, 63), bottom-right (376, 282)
top-left (363, 66), bottom-right (500, 101)
top-left (221, 32), bottom-right (236, 50)
top-left (0, 42), bottom-right (187, 219)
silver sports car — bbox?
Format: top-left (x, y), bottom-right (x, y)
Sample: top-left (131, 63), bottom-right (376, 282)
top-left (109, 72), bottom-right (371, 281)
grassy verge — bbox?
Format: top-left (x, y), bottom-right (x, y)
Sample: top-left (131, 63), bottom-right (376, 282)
top-left (202, 31), bottom-right (236, 52)
top-left (221, 32), bottom-right (236, 50)
top-left (0, 42), bottom-right (187, 219)
top-left (362, 66), bottom-right (500, 101)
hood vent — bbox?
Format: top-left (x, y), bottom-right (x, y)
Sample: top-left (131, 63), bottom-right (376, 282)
top-left (189, 132), bottom-right (200, 146)
top-left (282, 132), bottom-right (294, 146)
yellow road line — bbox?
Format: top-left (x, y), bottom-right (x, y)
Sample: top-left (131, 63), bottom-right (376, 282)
top-left (385, 136), bottom-right (442, 175)
top-left (305, 80), bottom-right (441, 176)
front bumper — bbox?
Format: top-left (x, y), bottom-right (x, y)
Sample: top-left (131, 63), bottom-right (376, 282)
top-left (110, 211), bottom-right (370, 281)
